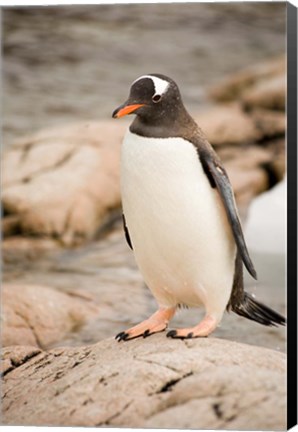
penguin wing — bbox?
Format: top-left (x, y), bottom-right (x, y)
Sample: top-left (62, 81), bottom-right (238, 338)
top-left (227, 249), bottom-right (244, 310)
top-left (122, 214), bottom-right (133, 250)
top-left (199, 147), bottom-right (257, 280)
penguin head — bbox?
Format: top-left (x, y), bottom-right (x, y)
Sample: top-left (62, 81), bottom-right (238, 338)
top-left (112, 74), bottom-right (184, 122)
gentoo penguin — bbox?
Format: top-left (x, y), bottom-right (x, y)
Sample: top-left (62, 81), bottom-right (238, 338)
top-left (112, 73), bottom-right (286, 341)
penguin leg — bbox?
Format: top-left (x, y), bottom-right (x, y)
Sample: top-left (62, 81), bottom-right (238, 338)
top-left (115, 307), bottom-right (176, 342)
top-left (167, 315), bottom-right (218, 339)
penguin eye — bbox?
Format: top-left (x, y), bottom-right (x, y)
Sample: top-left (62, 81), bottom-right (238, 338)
top-left (152, 94), bottom-right (162, 103)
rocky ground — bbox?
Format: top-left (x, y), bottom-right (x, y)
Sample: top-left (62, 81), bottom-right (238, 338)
top-left (2, 337), bottom-right (286, 429)
top-left (2, 4), bottom-right (287, 429)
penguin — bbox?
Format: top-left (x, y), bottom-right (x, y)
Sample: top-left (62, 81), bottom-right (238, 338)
top-left (112, 73), bottom-right (286, 341)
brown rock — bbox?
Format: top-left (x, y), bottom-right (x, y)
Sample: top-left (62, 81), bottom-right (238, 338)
top-left (2, 215), bottom-right (21, 238)
top-left (2, 237), bottom-right (60, 266)
top-left (2, 120), bottom-right (128, 246)
top-left (2, 283), bottom-right (100, 349)
top-left (250, 108), bottom-right (286, 138)
top-left (2, 336), bottom-right (286, 429)
top-left (227, 167), bottom-right (268, 218)
top-left (242, 75), bottom-right (285, 111)
top-left (270, 155), bottom-right (286, 183)
top-left (218, 145), bottom-right (273, 168)
top-left (208, 55), bottom-right (285, 102)
top-left (195, 103), bottom-right (261, 147)
top-left (264, 139), bottom-right (286, 183)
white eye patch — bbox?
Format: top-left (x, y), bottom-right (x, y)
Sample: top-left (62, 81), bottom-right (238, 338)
top-left (132, 75), bottom-right (169, 97)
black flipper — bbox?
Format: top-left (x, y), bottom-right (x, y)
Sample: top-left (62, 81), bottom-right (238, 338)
top-left (198, 146), bottom-right (257, 280)
top-left (122, 214), bottom-right (133, 250)
top-left (227, 251), bottom-right (286, 326)
top-left (227, 249), bottom-right (244, 311)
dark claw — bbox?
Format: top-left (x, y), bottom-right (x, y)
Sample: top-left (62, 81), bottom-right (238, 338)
top-left (115, 331), bottom-right (128, 342)
top-left (166, 330), bottom-right (177, 338)
top-left (115, 331), bottom-right (125, 340)
top-left (167, 330), bottom-right (195, 340)
top-left (143, 329), bottom-right (150, 338)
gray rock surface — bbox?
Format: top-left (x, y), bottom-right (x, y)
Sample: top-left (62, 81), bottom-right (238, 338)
top-left (2, 283), bottom-right (99, 348)
top-left (2, 336), bottom-right (286, 429)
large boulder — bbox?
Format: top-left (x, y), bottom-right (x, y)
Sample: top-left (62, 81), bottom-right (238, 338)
top-left (241, 75), bottom-right (285, 111)
top-left (195, 105), bottom-right (285, 147)
top-left (2, 120), bottom-right (127, 246)
top-left (194, 103), bottom-right (261, 146)
top-left (2, 283), bottom-right (100, 349)
top-left (2, 336), bottom-right (286, 429)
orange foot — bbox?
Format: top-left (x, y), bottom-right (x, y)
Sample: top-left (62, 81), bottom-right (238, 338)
top-left (167, 315), bottom-right (218, 339)
top-left (115, 307), bottom-right (176, 342)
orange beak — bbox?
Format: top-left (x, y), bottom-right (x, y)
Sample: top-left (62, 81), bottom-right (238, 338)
top-left (112, 103), bottom-right (145, 118)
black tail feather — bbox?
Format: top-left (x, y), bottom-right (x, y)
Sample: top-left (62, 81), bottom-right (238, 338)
top-left (232, 292), bottom-right (286, 327)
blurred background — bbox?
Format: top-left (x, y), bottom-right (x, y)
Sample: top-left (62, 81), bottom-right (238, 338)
top-left (2, 3), bottom-right (286, 355)
top-left (3, 3), bottom-right (286, 144)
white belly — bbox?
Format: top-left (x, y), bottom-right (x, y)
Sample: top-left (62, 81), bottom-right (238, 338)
top-left (121, 130), bottom-right (236, 318)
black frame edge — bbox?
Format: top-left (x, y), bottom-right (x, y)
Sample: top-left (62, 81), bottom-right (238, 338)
top-left (287, 1), bottom-right (298, 430)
